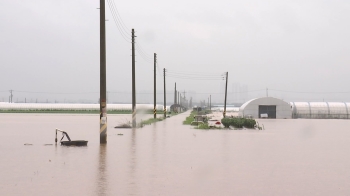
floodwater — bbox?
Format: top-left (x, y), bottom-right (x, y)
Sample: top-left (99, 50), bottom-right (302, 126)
top-left (1, 112), bottom-right (350, 195)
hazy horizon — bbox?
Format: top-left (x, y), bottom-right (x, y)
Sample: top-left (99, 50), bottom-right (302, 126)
top-left (1, 0), bottom-right (350, 103)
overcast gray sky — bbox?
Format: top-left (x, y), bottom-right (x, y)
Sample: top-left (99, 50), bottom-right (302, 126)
top-left (1, 0), bottom-right (350, 104)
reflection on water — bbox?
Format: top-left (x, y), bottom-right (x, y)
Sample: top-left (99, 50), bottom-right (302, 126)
top-left (128, 128), bottom-right (137, 195)
top-left (96, 144), bottom-right (107, 196)
top-left (1, 114), bottom-right (350, 195)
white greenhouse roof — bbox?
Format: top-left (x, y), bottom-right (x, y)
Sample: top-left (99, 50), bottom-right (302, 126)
top-left (0, 103), bottom-right (165, 110)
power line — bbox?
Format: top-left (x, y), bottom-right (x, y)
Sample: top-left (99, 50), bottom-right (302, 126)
top-left (166, 69), bottom-right (225, 76)
top-left (106, 0), bottom-right (130, 42)
top-left (110, 0), bottom-right (130, 33)
top-left (107, 0), bottom-right (131, 37)
top-left (106, 0), bottom-right (156, 68)
top-left (164, 69), bottom-right (225, 80)
top-left (135, 41), bottom-right (152, 59)
top-left (166, 75), bottom-right (224, 80)
top-left (166, 72), bottom-right (224, 78)
top-left (135, 47), bottom-right (153, 63)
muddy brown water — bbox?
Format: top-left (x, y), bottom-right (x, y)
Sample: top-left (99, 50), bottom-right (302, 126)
top-left (1, 112), bottom-right (350, 195)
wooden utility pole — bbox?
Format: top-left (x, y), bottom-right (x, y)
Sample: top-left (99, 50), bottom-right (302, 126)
top-left (179, 93), bottom-right (181, 106)
top-left (154, 53), bottom-right (157, 119)
top-left (99, 0), bottom-right (107, 143)
top-left (132, 29), bottom-right (136, 127)
top-left (9, 90), bottom-right (13, 103)
top-left (174, 83), bottom-right (177, 104)
top-left (210, 95), bottom-right (211, 111)
top-left (223, 72), bottom-right (228, 118)
top-left (163, 68), bottom-right (166, 118)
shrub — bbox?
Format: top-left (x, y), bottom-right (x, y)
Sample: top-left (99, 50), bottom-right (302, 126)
top-left (221, 118), bottom-right (231, 128)
top-left (221, 117), bottom-right (256, 128)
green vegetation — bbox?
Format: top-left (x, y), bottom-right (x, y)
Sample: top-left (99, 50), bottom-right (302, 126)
top-left (140, 117), bottom-right (164, 126)
top-left (221, 117), bottom-right (256, 128)
top-left (196, 123), bottom-right (210, 129)
top-left (138, 111), bottom-right (181, 127)
top-left (183, 111), bottom-right (197, 125)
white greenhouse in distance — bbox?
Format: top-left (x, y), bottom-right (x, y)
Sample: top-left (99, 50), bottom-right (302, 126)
top-left (238, 97), bottom-right (292, 119)
top-left (290, 102), bottom-right (350, 119)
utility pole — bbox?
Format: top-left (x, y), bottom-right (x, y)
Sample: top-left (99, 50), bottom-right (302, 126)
top-left (163, 68), bottom-right (166, 119)
top-left (99, 0), bottom-right (107, 143)
top-left (9, 90), bottom-right (13, 103)
top-left (223, 72), bottom-right (228, 118)
top-left (154, 53), bottom-right (157, 119)
top-left (210, 95), bottom-right (211, 111)
top-left (174, 83), bottom-right (177, 104)
top-left (183, 90), bottom-right (186, 99)
top-left (132, 29), bottom-right (136, 127)
top-left (178, 91), bottom-right (180, 106)
top-left (180, 93), bottom-right (182, 106)
top-left (266, 88), bottom-right (268, 97)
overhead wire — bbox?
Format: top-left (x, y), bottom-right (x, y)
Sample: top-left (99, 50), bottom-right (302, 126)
top-left (164, 69), bottom-right (226, 80)
top-left (166, 69), bottom-right (226, 76)
top-left (135, 45), bottom-right (153, 63)
top-left (136, 42), bottom-right (153, 59)
top-left (135, 46), bottom-right (153, 62)
top-left (110, 0), bottom-right (130, 34)
top-left (107, 0), bottom-right (131, 36)
top-left (106, 0), bottom-right (130, 42)
top-left (106, 0), bottom-right (155, 67)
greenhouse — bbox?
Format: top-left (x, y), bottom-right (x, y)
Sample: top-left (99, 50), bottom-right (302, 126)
top-left (291, 102), bottom-right (350, 119)
top-left (238, 97), bottom-right (292, 119)
top-left (0, 103), bottom-right (166, 113)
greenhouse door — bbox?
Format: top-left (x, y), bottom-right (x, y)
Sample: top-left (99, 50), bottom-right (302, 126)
top-left (259, 105), bottom-right (276, 118)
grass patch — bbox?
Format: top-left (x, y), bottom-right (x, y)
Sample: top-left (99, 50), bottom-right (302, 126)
top-left (140, 117), bottom-right (164, 126)
top-left (196, 123), bottom-right (210, 129)
top-left (183, 111), bottom-right (197, 125)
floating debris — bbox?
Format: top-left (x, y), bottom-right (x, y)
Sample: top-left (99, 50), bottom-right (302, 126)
top-left (56, 128), bottom-right (88, 146)
top-left (114, 124), bottom-right (132, 128)
top-left (44, 144), bottom-right (53, 146)
top-left (24, 143), bottom-right (32, 145)
top-left (117, 133), bottom-right (124, 136)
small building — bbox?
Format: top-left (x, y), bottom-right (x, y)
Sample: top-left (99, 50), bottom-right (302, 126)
top-left (239, 97), bottom-right (292, 119)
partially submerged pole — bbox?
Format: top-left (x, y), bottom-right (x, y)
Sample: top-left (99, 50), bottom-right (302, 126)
top-left (163, 68), bottom-right (166, 118)
top-left (174, 83), bottom-right (177, 104)
top-left (210, 95), bottom-right (211, 111)
top-left (154, 53), bottom-right (157, 119)
top-left (223, 72), bottom-right (228, 118)
top-left (100, 0), bottom-right (107, 143)
top-left (55, 129), bottom-right (58, 144)
top-left (132, 29), bottom-right (136, 127)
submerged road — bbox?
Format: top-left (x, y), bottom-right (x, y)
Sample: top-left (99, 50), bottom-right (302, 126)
top-left (1, 112), bottom-right (350, 195)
